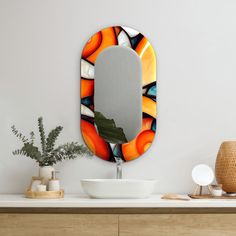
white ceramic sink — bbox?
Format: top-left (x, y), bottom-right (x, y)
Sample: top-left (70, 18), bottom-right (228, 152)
top-left (81, 179), bottom-right (156, 199)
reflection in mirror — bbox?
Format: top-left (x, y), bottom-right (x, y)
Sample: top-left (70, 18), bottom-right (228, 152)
top-left (94, 46), bottom-right (142, 142)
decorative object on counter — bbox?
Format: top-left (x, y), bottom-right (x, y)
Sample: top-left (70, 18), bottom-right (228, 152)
top-left (161, 193), bottom-right (190, 201)
top-left (11, 117), bottom-right (92, 180)
top-left (189, 184), bottom-right (228, 199)
top-left (26, 173), bottom-right (64, 199)
top-left (30, 177), bottom-right (44, 192)
top-left (215, 141), bottom-right (236, 193)
top-left (36, 184), bottom-right (47, 192)
top-left (209, 184), bottom-right (223, 197)
top-left (39, 166), bottom-right (55, 185)
top-left (224, 192), bottom-right (236, 196)
top-left (25, 189), bottom-right (64, 199)
top-left (48, 171), bottom-right (60, 191)
top-left (81, 26), bottom-right (156, 162)
top-left (191, 164), bottom-right (214, 195)
top-left (189, 194), bottom-right (236, 199)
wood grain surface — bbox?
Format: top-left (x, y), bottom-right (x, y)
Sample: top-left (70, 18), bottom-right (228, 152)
top-left (0, 214), bottom-right (118, 236)
top-left (119, 214), bottom-right (236, 236)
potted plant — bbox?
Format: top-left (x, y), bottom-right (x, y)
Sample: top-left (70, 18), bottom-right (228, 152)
top-left (11, 117), bottom-right (92, 183)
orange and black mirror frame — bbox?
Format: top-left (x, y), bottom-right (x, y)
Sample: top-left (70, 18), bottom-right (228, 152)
top-left (80, 26), bottom-right (157, 162)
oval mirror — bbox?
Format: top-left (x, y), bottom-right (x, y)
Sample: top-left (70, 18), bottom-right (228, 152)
top-left (80, 26), bottom-right (157, 162)
top-left (95, 46), bottom-right (142, 142)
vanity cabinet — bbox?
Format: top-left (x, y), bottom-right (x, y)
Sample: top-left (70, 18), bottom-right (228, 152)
top-left (0, 214), bottom-right (118, 236)
top-left (1, 211), bottom-right (236, 236)
top-left (119, 214), bottom-right (236, 236)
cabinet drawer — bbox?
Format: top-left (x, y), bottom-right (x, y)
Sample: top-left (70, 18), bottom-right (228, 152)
top-left (0, 214), bottom-right (118, 236)
top-left (119, 214), bottom-right (236, 236)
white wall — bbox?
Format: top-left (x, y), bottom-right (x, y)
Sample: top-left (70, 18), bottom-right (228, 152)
top-left (1, 0), bottom-right (236, 194)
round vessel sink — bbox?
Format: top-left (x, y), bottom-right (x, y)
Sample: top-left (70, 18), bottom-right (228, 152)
top-left (81, 179), bottom-right (157, 199)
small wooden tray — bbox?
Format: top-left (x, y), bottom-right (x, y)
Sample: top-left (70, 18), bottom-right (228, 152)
top-left (25, 189), bottom-right (64, 199)
top-left (189, 194), bottom-right (236, 199)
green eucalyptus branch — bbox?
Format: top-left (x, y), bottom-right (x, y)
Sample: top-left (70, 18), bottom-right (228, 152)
top-left (46, 126), bottom-right (63, 153)
top-left (11, 125), bottom-right (29, 143)
top-left (30, 131), bottom-right (35, 144)
top-left (12, 148), bottom-right (26, 156)
top-left (38, 117), bottom-right (46, 156)
top-left (53, 142), bottom-right (92, 160)
top-left (11, 117), bottom-right (92, 167)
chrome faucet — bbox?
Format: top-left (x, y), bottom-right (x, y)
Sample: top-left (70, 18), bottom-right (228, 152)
top-left (116, 158), bottom-right (122, 179)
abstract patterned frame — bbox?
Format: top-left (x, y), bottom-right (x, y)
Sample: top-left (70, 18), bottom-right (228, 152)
top-left (81, 26), bottom-right (156, 162)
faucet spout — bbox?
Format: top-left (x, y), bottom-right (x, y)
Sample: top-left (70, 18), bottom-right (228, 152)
top-left (116, 159), bottom-right (122, 179)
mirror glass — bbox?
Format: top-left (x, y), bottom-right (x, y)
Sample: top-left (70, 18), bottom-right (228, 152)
top-left (94, 46), bottom-right (142, 142)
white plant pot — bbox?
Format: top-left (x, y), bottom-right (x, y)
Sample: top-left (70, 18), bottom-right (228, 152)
top-left (39, 166), bottom-right (55, 185)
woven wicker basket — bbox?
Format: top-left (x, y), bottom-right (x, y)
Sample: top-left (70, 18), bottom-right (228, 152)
top-left (215, 141), bottom-right (236, 193)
